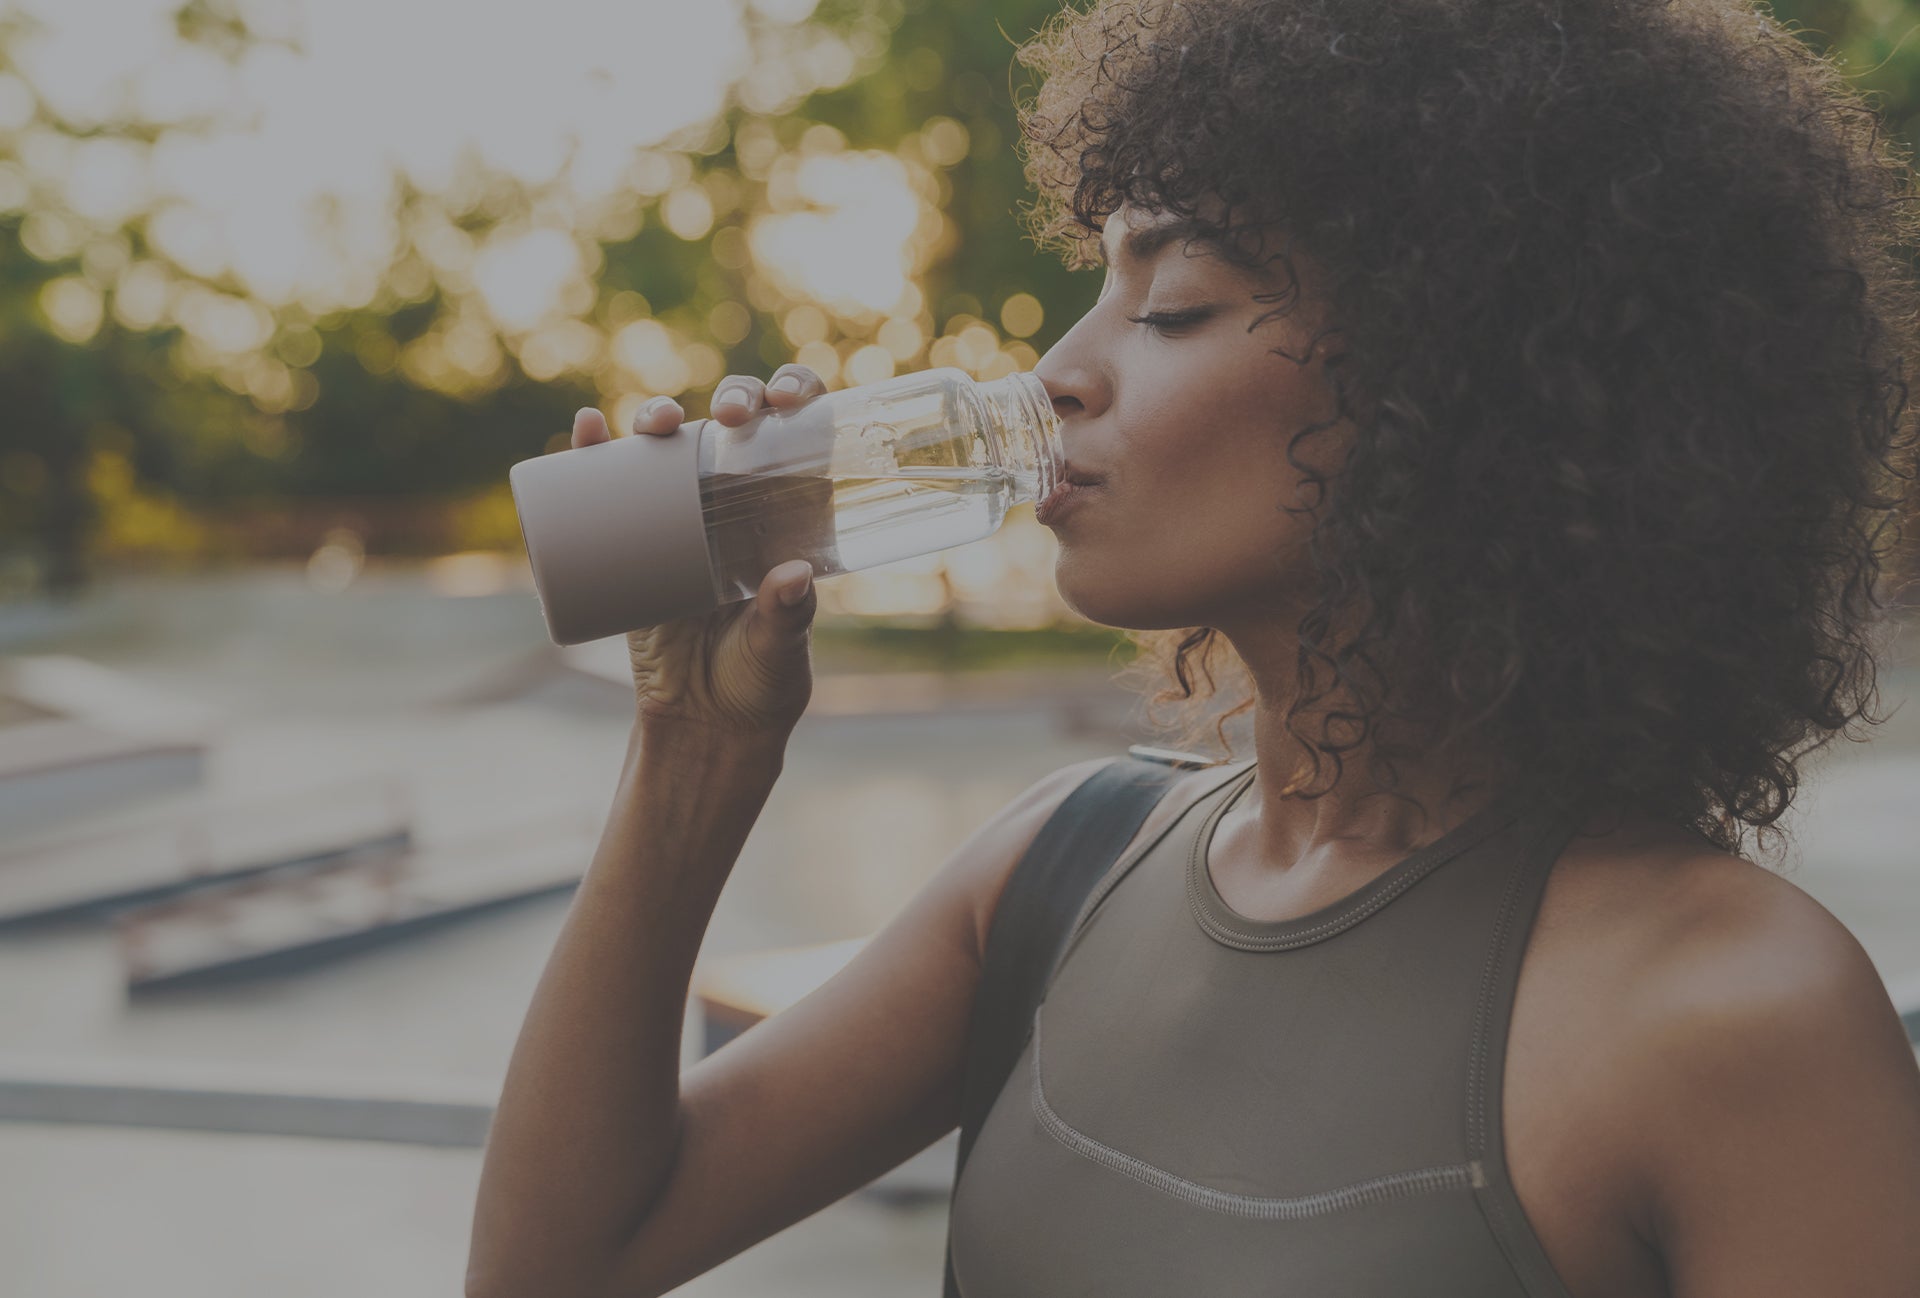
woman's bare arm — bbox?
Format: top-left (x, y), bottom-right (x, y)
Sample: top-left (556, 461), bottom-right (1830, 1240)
top-left (464, 710), bottom-right (1134, 1298)
top-left (1628, 873), bottom-right (1920, 1296)
top-left (466, 719), bottom-right (788, 1298)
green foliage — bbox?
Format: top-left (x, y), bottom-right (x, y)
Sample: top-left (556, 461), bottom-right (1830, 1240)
top-left (803, 0), bottom-right (1103, 350)
top-left (1, 0), bottom-right (1916, 600)
top-left (1770, 0), bottom-right (1920, 147)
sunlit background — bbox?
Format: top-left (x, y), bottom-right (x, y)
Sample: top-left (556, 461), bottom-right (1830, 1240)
top-left (0, 0), bottom-right (1091, 627)
top-left (3, 2), bottom-right (1920, 1295)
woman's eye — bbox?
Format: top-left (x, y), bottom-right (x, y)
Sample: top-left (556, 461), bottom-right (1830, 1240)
top-left (1127, 309), bottom-right (1210, 336)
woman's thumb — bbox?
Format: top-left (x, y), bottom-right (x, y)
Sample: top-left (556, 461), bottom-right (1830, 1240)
top-left (742, 560), bottom-right (814, 672)
top-left (770, 559), bottom-right (814, 613)
top-left (743, 559), bottom-right (815, 671)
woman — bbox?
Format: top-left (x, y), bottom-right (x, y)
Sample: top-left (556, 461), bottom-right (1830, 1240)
top-left (468, 1), bottom-right (1920, 1294)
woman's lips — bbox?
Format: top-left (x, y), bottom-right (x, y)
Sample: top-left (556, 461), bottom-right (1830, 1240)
top-left (1036, 479), bottom-right (1099, 526)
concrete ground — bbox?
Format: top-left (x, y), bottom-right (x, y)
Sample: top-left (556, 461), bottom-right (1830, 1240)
top-left (1, 569), bottom-right (1915, 1298)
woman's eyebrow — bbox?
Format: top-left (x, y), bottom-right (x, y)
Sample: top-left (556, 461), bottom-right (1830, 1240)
top-left (1095, 216), bottom-right (1219, 268)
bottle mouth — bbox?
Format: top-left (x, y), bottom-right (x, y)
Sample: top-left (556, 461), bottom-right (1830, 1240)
top-left (1000, 371), bottom-right (1062, 499)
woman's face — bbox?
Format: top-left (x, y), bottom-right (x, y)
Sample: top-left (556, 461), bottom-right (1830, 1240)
top-left (1033, 202), bottom-right (1351, 633)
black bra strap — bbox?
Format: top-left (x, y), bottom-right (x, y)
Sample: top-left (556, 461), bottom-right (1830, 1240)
top-left (941, 750), bottom-right (1201, 1296)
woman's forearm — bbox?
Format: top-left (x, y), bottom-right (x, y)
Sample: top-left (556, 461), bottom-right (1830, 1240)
top-left (467, 719), bottom-right (788, 1298)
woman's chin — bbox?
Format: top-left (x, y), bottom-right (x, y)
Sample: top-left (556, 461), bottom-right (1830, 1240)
top-left (1052, 566), bottom-right (1195, 632)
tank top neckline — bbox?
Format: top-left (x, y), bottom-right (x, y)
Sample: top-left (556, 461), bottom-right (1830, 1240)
top-left (1185, 763), bottom-right (1536, 950)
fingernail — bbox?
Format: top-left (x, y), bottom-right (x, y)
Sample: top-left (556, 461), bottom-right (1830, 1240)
top-left (778, 564), bottom-right (812, 606)
top-left (768, 375), bottom-right (802, 394)
top-left (713, 384), bottom-right (750, 410)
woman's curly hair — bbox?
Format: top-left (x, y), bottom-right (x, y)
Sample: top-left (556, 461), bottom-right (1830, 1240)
top-left (1013, 0), bottom-right (1920, 863)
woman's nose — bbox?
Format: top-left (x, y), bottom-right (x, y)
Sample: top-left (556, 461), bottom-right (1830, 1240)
top-left (1034, 347), bottom-right (1103, 422)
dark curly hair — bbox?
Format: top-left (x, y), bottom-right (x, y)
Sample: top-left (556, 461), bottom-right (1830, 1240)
top-left (1013, 0), bottom-right (1920, 864)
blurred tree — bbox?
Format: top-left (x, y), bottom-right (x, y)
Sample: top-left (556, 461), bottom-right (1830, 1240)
top-left (806, 0), bottom-right (1096, 346)
top-left (0, 3), bottom-right (276, 595)
top-left (0, 0), bottom-right (1915, 602)
top-left (1772, 0), bottom-right (1920, 149)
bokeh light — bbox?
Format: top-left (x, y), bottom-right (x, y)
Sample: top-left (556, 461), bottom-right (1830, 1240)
top-left (0, 0), bottom-right (1106, 626)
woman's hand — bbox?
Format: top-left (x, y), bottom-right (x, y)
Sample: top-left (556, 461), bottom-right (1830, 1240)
top-left (570, 364), bottom-right (830, 740)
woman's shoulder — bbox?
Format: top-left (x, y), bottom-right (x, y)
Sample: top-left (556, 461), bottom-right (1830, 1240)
top-left (1539, 825), bottom-right (1916, 1250)
top-left (1614, 842), bottom-right (1891, 1062)
top-left (1551, 819), bottom-right (1865, 1001)
top-left (1597, 846), bottom-right (1919, 1279)
top-left (1544, 818), bottom-right (1870, 1019)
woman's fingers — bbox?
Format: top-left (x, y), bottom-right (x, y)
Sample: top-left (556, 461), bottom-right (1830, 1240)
top-left (571, 407), bottom-right (611, 449)
top-left (611, 366), bottom-right (825, 444)
top-left (631, 396), bottom-right (684, 437)
top-left (709, 376), bottom-right (766, 425)
top-left (708, 366), bottom-right (828, 426)
top-left (762, 364), bottom-right (826, 408)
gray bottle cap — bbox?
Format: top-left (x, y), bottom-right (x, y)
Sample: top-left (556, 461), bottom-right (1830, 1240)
top-left (509, 421), bottom-right (718, 645)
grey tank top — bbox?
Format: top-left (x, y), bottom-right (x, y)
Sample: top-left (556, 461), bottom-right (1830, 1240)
top-left (948, 759), bottom-right (1587, 1297)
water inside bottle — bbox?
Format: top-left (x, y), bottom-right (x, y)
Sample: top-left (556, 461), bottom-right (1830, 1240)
top-left (699, 465), bottom-right (1018, 603)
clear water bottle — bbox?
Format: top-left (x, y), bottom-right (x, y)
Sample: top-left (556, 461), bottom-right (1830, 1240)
top-left (508, 367), bottom-right (1063, 644)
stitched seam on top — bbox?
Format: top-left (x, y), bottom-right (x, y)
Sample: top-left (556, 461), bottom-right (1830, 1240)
top-left (1027, 1006), bottom-right (1481, 1221)
top-left (1187, 781), bottom-right (1521, 952)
